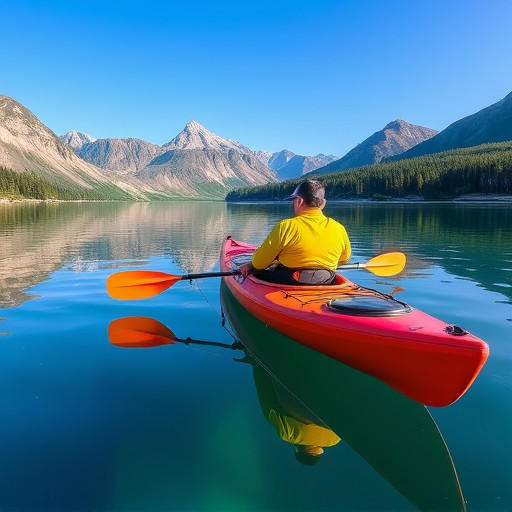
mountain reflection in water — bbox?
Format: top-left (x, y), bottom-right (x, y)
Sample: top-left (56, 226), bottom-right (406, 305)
top-left (1, 201), bottom-right (510, 308)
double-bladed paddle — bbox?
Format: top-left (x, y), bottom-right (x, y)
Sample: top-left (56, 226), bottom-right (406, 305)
top-left (106, 252), bottom-right (406, 301)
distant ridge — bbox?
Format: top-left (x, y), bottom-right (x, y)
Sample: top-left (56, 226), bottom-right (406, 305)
top-left (256, 149), bottom-right (338, 179)
top-left (315, 120), bottom-right (438, 174)
top-left (389, 91), bottom-right (512, 160)
top-left (77, 138), bottom-right (164, 173)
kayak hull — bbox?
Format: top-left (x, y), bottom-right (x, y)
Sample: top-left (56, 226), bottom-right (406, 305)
top-left (220, 236), bottom-right (489, 407)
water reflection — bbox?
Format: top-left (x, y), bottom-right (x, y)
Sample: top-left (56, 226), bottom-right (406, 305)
top-left (109, 316), bottom-right (339, 466)
top-left (1, 201), bottom-right (510, 308)
top-left (326, 202), bottom-right (512, 301)
top-left (0, 202), bottom-right (271, 307)
top-left (109, 286), bottom-right (466, 512)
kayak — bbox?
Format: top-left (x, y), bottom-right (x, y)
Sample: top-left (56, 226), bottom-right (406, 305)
top-left (220, 280), bottom-right (465, 512)
top-left (220, 236), bottom-right (489, 407)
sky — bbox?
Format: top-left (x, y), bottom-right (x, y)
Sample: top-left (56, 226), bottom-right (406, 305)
top-left (2, 0), bottom-right (512, 156)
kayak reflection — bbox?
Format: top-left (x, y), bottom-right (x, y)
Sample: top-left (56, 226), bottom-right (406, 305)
top-left (220, 280), bottom-right (466, 512)
top-left (107, 298), bottom-right (465, 512)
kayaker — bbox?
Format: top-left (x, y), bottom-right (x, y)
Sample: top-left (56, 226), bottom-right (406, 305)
top-left (250, 359), bottom-right (341, 465)
top-left (240, 179), bottom-right (351, 284)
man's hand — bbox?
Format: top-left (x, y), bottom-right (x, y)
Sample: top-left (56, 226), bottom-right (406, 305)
top-left (239, 262), bottom-right (256, 277)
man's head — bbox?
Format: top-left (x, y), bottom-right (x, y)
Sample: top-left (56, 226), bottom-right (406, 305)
top-left (294, 445), bottom-right (324, 466)
top-left (287, 180), bottom-right (326, 215)
top-left (287, 180), bottom-right (326, 208)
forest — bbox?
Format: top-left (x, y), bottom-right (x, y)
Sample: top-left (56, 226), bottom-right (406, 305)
top-left (0, 166), bottom-right (131, 201)
top-left (226, 142), bottom-right (512, 202)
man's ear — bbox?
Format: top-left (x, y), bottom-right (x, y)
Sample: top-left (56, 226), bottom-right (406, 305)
top-left (319, 199), bottom-right (326, 210)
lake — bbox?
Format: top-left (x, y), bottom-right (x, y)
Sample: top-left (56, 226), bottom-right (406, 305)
top-left (0, 200), bottom-right (511, 512)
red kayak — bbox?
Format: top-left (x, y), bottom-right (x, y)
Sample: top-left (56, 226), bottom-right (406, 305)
top-left (220, 236), bottom-right (489, 407)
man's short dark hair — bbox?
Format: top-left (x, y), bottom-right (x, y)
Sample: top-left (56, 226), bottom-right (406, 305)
top-left (287, 180), bottom-right (325, 207)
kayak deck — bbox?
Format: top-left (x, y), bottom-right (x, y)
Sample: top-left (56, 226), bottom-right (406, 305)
top-left (220, 237), bottom-right (489, 407)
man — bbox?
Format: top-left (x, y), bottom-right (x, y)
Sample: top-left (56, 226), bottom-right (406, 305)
top-left (250, 356), bottom-right (341, 466)
top-left (240, 179), bottom-right (351, 285)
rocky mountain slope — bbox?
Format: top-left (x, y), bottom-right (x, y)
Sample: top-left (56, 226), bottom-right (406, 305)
top-left (75, 137), bottom-right (164, 173)
top-left (315, 120), bottom-right (438, 174)
top-left (0, 95), bottom-right (125, 191)
top-left (390, 91), bottom-right (512, 160)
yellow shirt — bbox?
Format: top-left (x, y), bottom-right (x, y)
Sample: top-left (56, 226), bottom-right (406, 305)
top-left (252, 208), bottom-right (351, 271)
top-left (268, 409), bottom-right (341, 447)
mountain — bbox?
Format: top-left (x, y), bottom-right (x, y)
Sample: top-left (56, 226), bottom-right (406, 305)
top-left (76, 138), bottom-right (164, 173)
top-left (389, 91), bottom-right (512, 160)
top-left (163, 120), bottom-right (252, 154)
top-left (276, 154), bottom-right (339, 180)
top-left (256, 149), bottom-right (338, 179)
top-left (59, 131), bottom-right (96, 150)
top-left (0, 95), bottom-right (137, 198)
top-left (314, 120), bottom-right (438, 174)
top-left (254, 150), bottom-right (273, 165)
top-left (267, 149), bottom-right (296, 171)
top-left (135, 121), bottom-right (278, 199)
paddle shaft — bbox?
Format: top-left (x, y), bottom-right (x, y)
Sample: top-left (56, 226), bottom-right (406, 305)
top-left (182, 270), bottom-right (240, 280)
top-left (183, 262), bottom-right (385, 278)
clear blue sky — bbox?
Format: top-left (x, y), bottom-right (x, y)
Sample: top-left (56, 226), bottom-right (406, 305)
top-left (2, 0), bottom-right (511, 156)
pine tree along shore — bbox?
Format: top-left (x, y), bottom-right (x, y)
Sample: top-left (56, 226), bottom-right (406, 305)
top-left (226, 142), bottom-right (512, 202)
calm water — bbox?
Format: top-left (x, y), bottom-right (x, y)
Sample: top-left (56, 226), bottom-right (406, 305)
top-left (0, 201), bottom-right (511, 512)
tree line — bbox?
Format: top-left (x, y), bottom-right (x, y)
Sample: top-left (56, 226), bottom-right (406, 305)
top-left (226, 141), bottom-right (512, 201)
top-left (0, 166), bottom-right (131, 201)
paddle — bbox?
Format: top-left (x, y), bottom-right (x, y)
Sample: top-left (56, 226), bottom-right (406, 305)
top-left (108, 316), bottom-right (241, 350)
top-left (106, 252), bottom-right (406, 300)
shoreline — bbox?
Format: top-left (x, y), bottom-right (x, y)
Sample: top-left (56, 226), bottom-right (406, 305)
top-left (2, 194), bottom-right (512, 205)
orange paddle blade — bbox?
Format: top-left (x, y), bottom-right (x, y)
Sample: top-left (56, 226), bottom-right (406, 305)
top-left (106, 271), bottom-right (182, 300)
top-left (363, 252), bottom-right (407, 277)
top-left (108, 316), bottom-right (177, 348)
